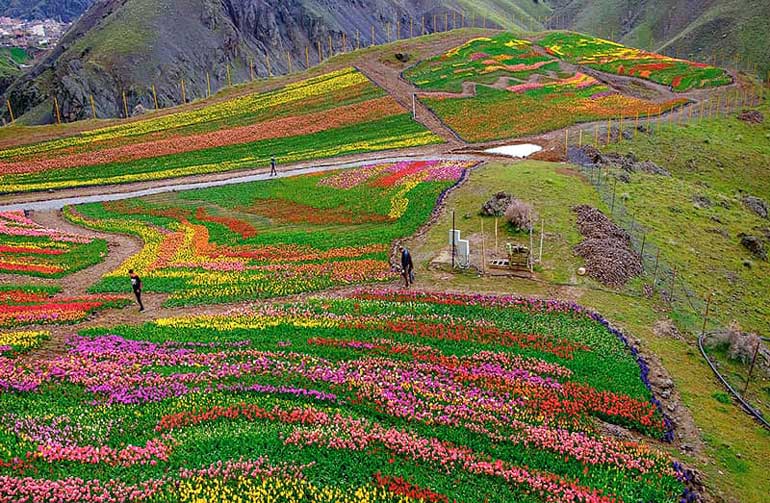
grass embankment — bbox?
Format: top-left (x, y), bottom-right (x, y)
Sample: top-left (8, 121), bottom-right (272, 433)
top-left (409, 160), bottom-right (770, 503)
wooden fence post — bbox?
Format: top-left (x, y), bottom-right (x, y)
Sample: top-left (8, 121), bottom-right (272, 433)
top-left (180, 79), bottom-right (186, 104)
top-left (89, 95), bottom-right (96, 119)
top-left (53, 96), bottom-right (62, 124)
top-left (206, 72), bottom-right (211, 97)
top-left (481, 218), bottom-right (486, 275)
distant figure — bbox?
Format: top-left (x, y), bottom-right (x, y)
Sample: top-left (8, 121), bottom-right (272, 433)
top-left (400, 245), bottom-right (414, 288)
top-left (129, 269), bottom-right (144, 312)
top-left (270, 157), bottom-right (277, 177)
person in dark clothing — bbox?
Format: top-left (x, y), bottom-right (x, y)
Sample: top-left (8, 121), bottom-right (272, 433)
top-left (400, 246), bottom-right (414, 288)
top-left (129, 270), bottom-right (144, 312)
top-left (270, 157), bottom-right (277, 177)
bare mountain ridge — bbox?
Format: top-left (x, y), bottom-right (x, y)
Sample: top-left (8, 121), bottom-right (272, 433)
top-left (2, 0), bottom-right (551, 123)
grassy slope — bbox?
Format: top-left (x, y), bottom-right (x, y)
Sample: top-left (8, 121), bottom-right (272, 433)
top-left (603, 101), bottom-right (770, 333)
top-left (409, 160), bottom-right (770, 503)
top-left (558, 0), bottom-right (770, 77)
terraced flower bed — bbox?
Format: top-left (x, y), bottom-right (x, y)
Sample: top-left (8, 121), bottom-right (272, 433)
top-left (0, 284), bottom-right (128, 328)
top-left (403, 35), bottom-right (559, 93)
top-left (67, 160), bottom-right (475, 306)
top-left (0, 290), bottom-right (689, 502)
top-left (538, 32), bottom-right (732, 92)
top-left (0, 211), bottom-right (106, 277)
top-left (405, 34), bottom-right (687, 142)
top-left (0, 68), bottom-right (441, 193)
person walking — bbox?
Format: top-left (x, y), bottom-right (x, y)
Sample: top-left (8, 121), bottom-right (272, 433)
top-left (129, 270), bottom-right (144, 312)
top-left (270, 156), bottom-right (277, 177)
top-left (400, 245), bottom-right (414, 288)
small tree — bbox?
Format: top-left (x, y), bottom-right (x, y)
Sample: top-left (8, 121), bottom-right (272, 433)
top-left (504, 199), bottom-right (537, 232)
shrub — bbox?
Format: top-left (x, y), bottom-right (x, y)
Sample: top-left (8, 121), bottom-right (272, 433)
top-left (504, 199), bottom-right (537, 232)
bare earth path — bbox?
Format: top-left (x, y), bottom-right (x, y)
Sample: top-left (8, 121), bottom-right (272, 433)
top-left (356, 61), bottom-right (465, 146)
top-left (29, 210), bottom-right (144, 295)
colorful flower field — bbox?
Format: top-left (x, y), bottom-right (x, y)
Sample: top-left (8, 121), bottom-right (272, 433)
top-left (0, 211), bottom-right (106, 277)
top-left (404, 34), bottom-right (687, 142)
top-left (0, 284), bottom-right (128, 329)
top-left (0, 68), bottom-right (441, 194)
top-left (0, 290), bottom-right (691, 502)
top-left (403, 35), bottom-right (560, 93)
top-left (65, 160), bottom-right (475, 306)
top-left (538, 32), bottom-right (732, 92)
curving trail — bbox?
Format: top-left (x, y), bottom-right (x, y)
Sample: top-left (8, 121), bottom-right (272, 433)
top-left (27, 210), bottom-right (143, 296)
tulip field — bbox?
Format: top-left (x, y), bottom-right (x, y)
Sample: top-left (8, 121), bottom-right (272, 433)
top-left (0, 211), bottom-right (106, 277)
top-left (404, 34), bottom-right (691, 142)
top-left (66, 160), bottom-right (475, 306)
top-left (0, 284), bottom-right (128, 329)
top-left (0, 68), bottom-right (440, 193)
top-left (0, 290), bottom-right (691, 503)
top-left (538, 32), bottom-right (732, 92)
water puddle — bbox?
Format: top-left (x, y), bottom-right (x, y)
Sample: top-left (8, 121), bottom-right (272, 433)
top-left (484, 144), bottom-right (542, 158)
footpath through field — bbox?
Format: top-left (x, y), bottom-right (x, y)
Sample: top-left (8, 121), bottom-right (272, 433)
top-left (0, 150), bottom-right (484, 211)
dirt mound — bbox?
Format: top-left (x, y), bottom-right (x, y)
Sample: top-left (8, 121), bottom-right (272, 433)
top-left (738, 110), bottom-right (764, 124)
top-left (573, 205), bottom-right (643, 288)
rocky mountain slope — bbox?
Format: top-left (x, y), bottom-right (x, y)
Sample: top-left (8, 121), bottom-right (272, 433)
top-left (1, 0), bottom-right (550, 124)
top-left (0, 0), bottom-right (93, 21)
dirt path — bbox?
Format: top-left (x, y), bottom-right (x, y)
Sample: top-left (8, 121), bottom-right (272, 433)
top-left (29, 209), bottom-right (143, 295)
top-left (0, 147), bottom-right (481, 211)
top-left (356, 60), bottom-right (465, 146)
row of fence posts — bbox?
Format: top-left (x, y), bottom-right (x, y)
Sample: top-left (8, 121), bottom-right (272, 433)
top-left (564, 83), bottom-right (767, 156)
top-left (569, 79), bottom-right (769, 412)
top-left (3, 10), bottom-right (510, 126)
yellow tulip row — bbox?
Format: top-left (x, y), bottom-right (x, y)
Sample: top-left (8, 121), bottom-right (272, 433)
top-left (0, 330), bottom-right (49, 353)
top-left (173, 476), bottom-right (419, 503)
top-left (1, 68), bottom-right (371, 160)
